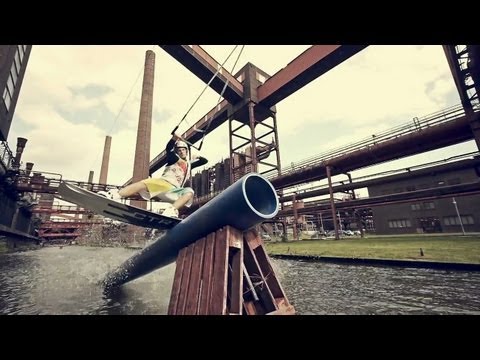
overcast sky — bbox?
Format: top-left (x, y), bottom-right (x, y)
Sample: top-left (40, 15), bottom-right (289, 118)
top-left (8, 45), bottom-right (478, 199)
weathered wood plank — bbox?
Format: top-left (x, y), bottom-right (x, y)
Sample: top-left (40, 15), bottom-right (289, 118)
top-left (168, 247), bottom-right (187, 315)
top-left (168, 226), bottom-right (294, 315)
top-left (227, 226), bottom-right (243, 314)
top-left (209, 227), bottom-right (229, 315)
top-left (175, 244), bottom-right (195, 315)
top-left (184, 237), bottom-right (206, 315)
top-left (198, 232), bottom-right (215, 315)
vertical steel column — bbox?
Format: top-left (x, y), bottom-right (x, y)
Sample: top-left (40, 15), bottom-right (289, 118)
top-left (228, 117), bottom-right (234, 184)
top-left (326, 165), bottom-right (339, 240)
top-left (346, 172), bottom-right (364, 238)
top-left (272, 113), bottom-right (282, 175)
top-left (292, 193), bottom-right (298, 241)
top-left (248, 102), bottom-right (258, 173)
top-left (272, 112), bottom-right (284, 212)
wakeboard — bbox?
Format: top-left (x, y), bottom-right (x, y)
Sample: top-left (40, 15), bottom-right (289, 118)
top-left (57, 182), bottom-right (181, 229)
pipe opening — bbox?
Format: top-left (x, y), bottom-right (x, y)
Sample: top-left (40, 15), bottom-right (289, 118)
top-left (243, 174), bottom-right (279, 217)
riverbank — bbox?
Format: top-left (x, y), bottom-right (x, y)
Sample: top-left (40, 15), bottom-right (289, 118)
top-left (265, 234), bottom-right (480, 264)
top-left (0, 236), bottom-right (40, 254)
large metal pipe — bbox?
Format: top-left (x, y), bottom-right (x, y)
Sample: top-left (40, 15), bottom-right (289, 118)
top-left (104, 173), bottom-right (279, 288)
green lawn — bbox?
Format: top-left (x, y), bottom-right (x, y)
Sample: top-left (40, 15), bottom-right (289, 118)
top-left (265, 235), bottom-right (480, 264)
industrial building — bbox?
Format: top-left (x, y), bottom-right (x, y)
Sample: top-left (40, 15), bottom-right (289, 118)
top-left (369, 157), bottom-right (480, 234)
top-left (1, 45), bottom-right (32, 141)
top-left (0, 45), bottom-right (35, 238)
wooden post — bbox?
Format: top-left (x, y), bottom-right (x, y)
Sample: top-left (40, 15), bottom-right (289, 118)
top-left (168, 226), bottom-right (295, 315)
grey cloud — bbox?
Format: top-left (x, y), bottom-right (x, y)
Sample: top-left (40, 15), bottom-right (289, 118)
top-left (54, 103), bottom-right (120, 133)
top-left (68, 83), bottom-right (114, 99)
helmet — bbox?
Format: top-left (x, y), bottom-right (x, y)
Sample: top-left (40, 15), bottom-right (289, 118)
top-left (175, 140), bottom-right (188, 149)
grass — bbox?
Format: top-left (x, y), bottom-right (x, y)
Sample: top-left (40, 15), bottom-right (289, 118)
top-left (265, 235), bottom-right (480, 264)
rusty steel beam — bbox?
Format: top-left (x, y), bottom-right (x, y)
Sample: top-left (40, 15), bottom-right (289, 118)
top-left (38, 232), bottom-right (81, 239)
top-left (257, 45), bottom-right (367, 108)
top-left (141, 46), bottom-right (366, 182)
top-left (40, 223), bottom-right (84, 229)
top-left (281, 156), bottom-right (480, 202)
top-left (146, 99), bottom-right (232, 176)
top-left (187, 114), bottom-right (476, 211)
top-left (271, 113), bottom-right (476, 189)
top-left (278, 181), bottom-right (480, 217)
top-left (160, 45), bottom-right (244, 104)
top-left (443, 46), bottom-right (473, 113)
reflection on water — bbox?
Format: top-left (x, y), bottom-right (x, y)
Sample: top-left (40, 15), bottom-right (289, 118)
top-left (274, 258), bottom-right (480, 315)
top-left (1, 247), bottom-right (479, 315)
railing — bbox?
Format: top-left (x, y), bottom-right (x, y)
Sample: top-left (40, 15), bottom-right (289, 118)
top-left (281, 151), bottom-right (480, 197)
top-left (0, 140), bottom-right (15, 171)
top-left (268, 103), bottom-right (469, 179)
top-left (14, 171), bottom-right (120, 194)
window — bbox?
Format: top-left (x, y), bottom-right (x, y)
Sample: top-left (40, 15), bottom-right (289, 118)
top-left (10, 69), bottom-right (18, 86)
top-left (3, 46), bottom-right (26, 113)
top-left (18, 45), bottom-right (25, 62)
top-left (411, 204), bottom-right (421, 210)
top-left (3, 89), bottom-right (12, 112)
top-left (14, 51), bottom-right (21, 74)
top-left (444, 215), bottom-right (475, 226)
top-left (423, 202), bottom-right (435, 210)
top-left (6, 75), bottom-right (14, 95)
top-left (388, 219), bottom-right (412, 228)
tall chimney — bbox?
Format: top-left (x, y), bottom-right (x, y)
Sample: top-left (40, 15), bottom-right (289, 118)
top-left (25, 162), bottom-right (34, 176)
top-left (14, 137), bottom-right (28, 168)
top-left (99, 135), bottom-right (112, 185)
top-left (131, 50), bottom-right (155, 209)
top-left (88, 170), bottom-right (94, 191)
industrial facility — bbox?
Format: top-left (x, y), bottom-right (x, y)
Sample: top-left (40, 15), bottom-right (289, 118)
top-left (1, 45), bottom-right (479, 243)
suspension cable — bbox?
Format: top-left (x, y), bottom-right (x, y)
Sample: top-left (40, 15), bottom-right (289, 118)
top-left (196, 45), bottom-right (245, 151)
top-left (172, 45), bottom-right (245, 151)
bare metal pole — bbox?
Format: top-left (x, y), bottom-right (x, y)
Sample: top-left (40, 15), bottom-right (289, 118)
top-left (452, 197), bottom-right (466, 235)
top-left (248, 102), bottom-right (258, 173)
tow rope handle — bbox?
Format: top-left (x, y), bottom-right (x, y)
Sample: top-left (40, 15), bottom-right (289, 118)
top-left (171, 126), bottom-right (202, 151)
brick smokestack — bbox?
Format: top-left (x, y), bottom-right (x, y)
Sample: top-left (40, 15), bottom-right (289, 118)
top-left (14, 137), bottom-right (27, 168)
top-left (88, 170), bottom-right (94, 191)
top-left (25, 162), bottom-right (34, 176)
top-left (131, 50), bottom-right (155, 209)
top-left (99, 135), bottom-right (112, 185)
